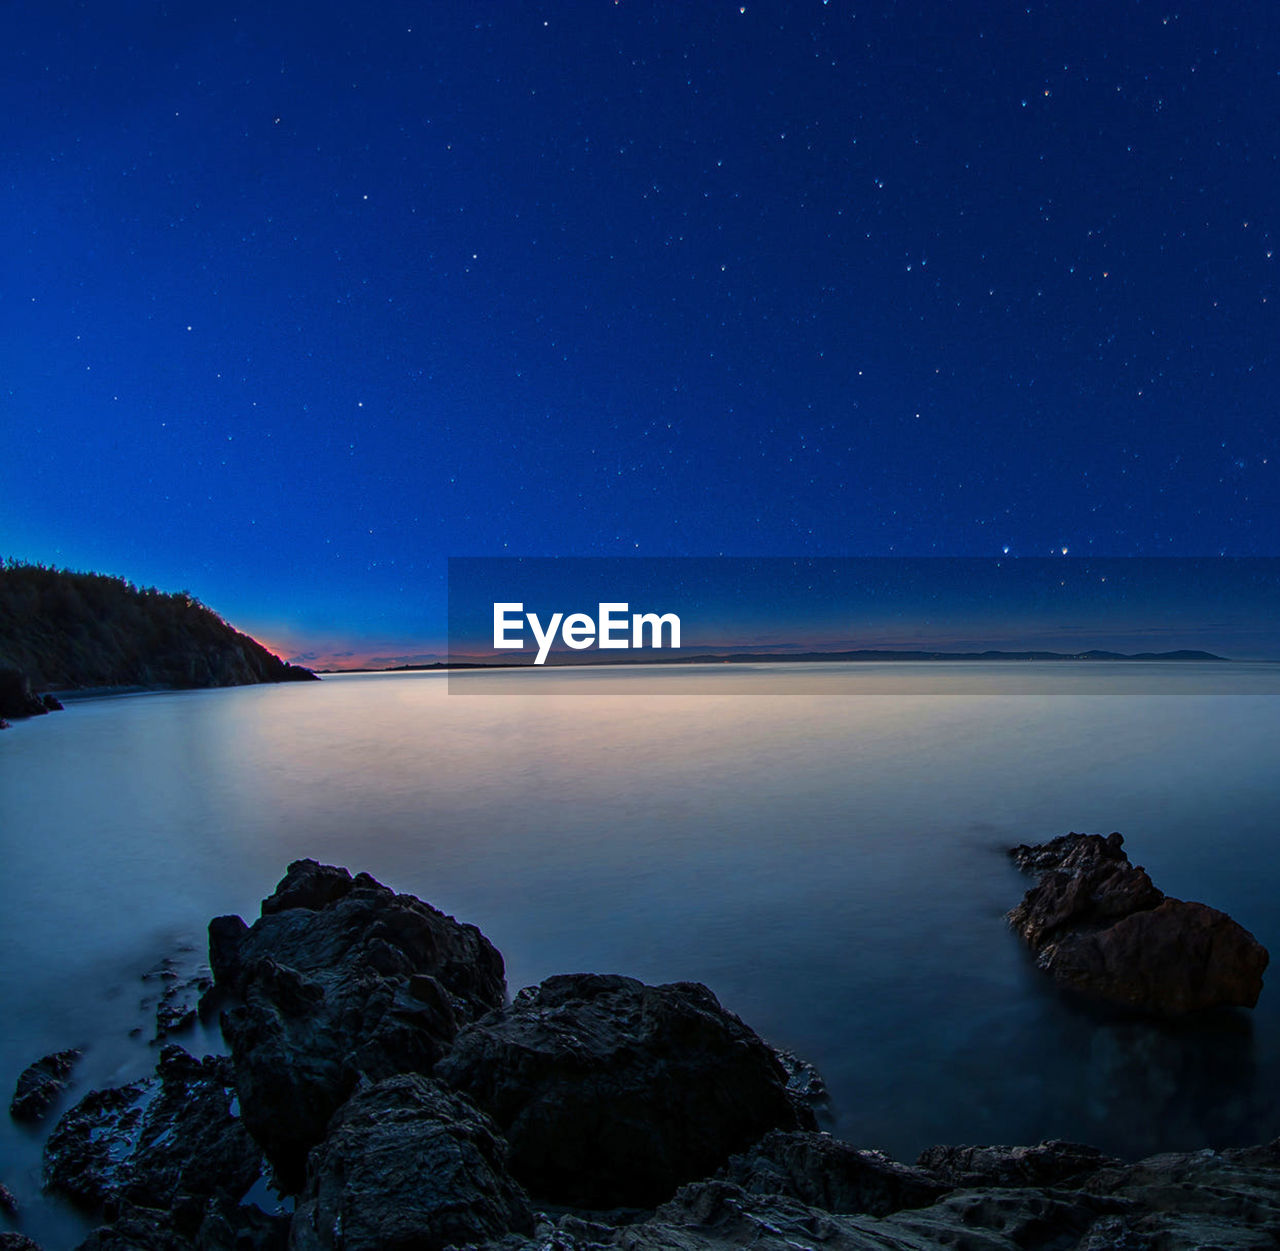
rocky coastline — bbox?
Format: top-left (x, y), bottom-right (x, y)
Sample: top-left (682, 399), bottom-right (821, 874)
top-left (4, 856), bottom-right (1279, 1251)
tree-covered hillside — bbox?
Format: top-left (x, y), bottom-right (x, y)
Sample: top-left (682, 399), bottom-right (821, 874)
top-left (0, 562), bottom-right (317, 699)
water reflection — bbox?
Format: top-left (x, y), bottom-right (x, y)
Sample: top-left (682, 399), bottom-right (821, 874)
top-left (1, 665), bottom-right (1278, 1240)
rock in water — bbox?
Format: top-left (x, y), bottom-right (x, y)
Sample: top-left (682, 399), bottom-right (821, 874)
top-left (210, 859), bottom-right (506, 1190)
top-left (1009, 832), bottom-right (1269, 1015)
top-left (290, 1075), bottom-right (533, 1251)
top-left (0, 670), bottom-right (49, 720)
top-left (44, 1047), bottom-right (262, 1232)
top-left (435, 972), bottom-right (815, 1208)
top-left (10, 1049), bottom-right (81, 1122)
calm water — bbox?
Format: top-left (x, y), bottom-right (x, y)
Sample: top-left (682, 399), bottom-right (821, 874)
top-left (3, 664), bottom-right (1280, 1246)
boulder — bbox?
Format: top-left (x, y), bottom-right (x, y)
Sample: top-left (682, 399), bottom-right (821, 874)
top-left (290, 1075), bottom-right (533, 1251)
top-left (45, 1047), bottom-right (262, 1232)
top-left (10, 1049), bottom-right (81, 1122)
top-left (916, 1140), bottom-right (1120, 1189)
top-left (435, 972), bottom-right (815, 1208)
top-left (1009, 832), bottom-right (1269, 1015)
top-left (211, 860), bottom-right (505, 1190)
top-left (721, 1130), bottom-right (950, 1216)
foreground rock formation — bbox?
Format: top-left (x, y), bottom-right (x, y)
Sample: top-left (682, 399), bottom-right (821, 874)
top-left (7, 858), bottom-right (1280, 1251)
top-left (1009, 831), bottom-right (1269, 1015)
top-left (437, 972), bottom-right (814, 1207)
top-left (209, 859), bottom-right (507, 1190)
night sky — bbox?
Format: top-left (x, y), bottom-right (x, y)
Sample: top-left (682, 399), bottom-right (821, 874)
top-left (5, 3), bottom-right (1279, 662)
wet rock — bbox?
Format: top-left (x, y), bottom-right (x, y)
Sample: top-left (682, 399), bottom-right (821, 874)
top-left (73, 1199), bottom-right (289, 1251)
top-left (0, 1234), bottom-right (43, 1251)
top-left (212, 860), bottom-right (506, 1190)
top-left (916, 1139), bottom-right (1120, 1189)
top-left (721, 1130), bottom-right (950, 1216)
top-left (290, 1074), bottom-right (533, 1251)
top-left (9, 1049), bottom-right (81, 1122)
top-left (0, 1183), bottom-right (15, 1216)
top-left (142, 954), bottom-right (214, 1040)
top-left (44, 1080), bottom-right (151, 1210)
top-left (41, 694), bottom-right (63, 712)
top-left (45, 1047), bottom-right (262, 1232)
top-left (435, 972), bottom-right (815, 1208)
top-left (1009, 832), bottom-right (1269, 1015)
top-left (772, 1049), bottom-right (829, 1113)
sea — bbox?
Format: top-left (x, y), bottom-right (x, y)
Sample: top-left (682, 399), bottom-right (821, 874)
top-left (2, 663), bottom-right (1279, 1247)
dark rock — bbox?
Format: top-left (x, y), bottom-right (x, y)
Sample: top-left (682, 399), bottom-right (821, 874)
top-left (44, 1080), bottom-right (151, 1210)
top-left (1081, 1140), bottom-right (1280, 1247)
top-left (0, 1182), bottom-right (15, 1215)
top-left (586, 1177), bottom-right (1129, 1251)
top-left (435, 972), bottom-right (815, 1209)
top-left (194, 1198), bottom-right (289, 1251)
top-left (73, 1200), bottom-right (289, 1251)
top-left (0, 1234), bottom-right (44, 1251)
top-left (772, 1049), bottom-right (829, 1112)
top-left (258, 860), bottom-right (355, 916)
top-left (41, 693), bottom-right (63, 712)
top-left (73, 1211), bottom-right (192, 1251)
top-left (206, 916), bottom-right (247, 988)
top-left (1009, 832), bottom-right (1269, 1015)
top-left (45, 1047), bottom-right (262, 1232)
top-left (916, 1139), bottom-right (1120, 1189)
top-left (142, 955), bottom-right (213, 1040)
top-left (213, 860), bottom-right (506, 1191)
top-left (0, 670), bottom-right (48, 720)
top-left (721, 1130), bottom-right (950, 1216)
top-left (10, 1049), bottom-right (81, 1122)
top-left (290, 1074), bottom-right (533, 1251)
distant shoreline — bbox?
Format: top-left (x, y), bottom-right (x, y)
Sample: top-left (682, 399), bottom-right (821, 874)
top-left (319, 648), bottom-right (1231, 674)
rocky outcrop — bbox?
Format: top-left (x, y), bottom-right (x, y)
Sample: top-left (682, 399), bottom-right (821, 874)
top-left (15, 857), bottom-right (1280, 1251)
top-left (211, 860), bottom-right (506, 1190)
top-left (291, 1075), bottom-right (534, 1251)
top-left (916, 1139), bottom-right (1121, 1189)
top-left (44, 1047), bottom-right (262, 1232)
top-left (435, 972), bottom-right (815, 1208)
top-left (1008, 832), bottom-right (1269, 1015)
top-left (0, 670), bottom-right (57, 721)
top-left (10, 1049), bottom-right (81, 1122)
top-left (720, 1130), bottom-right (949, 1216)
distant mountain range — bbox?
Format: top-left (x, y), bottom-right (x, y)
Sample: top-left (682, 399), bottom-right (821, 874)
top-left (374, 647), bottom-right (1228, 671)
